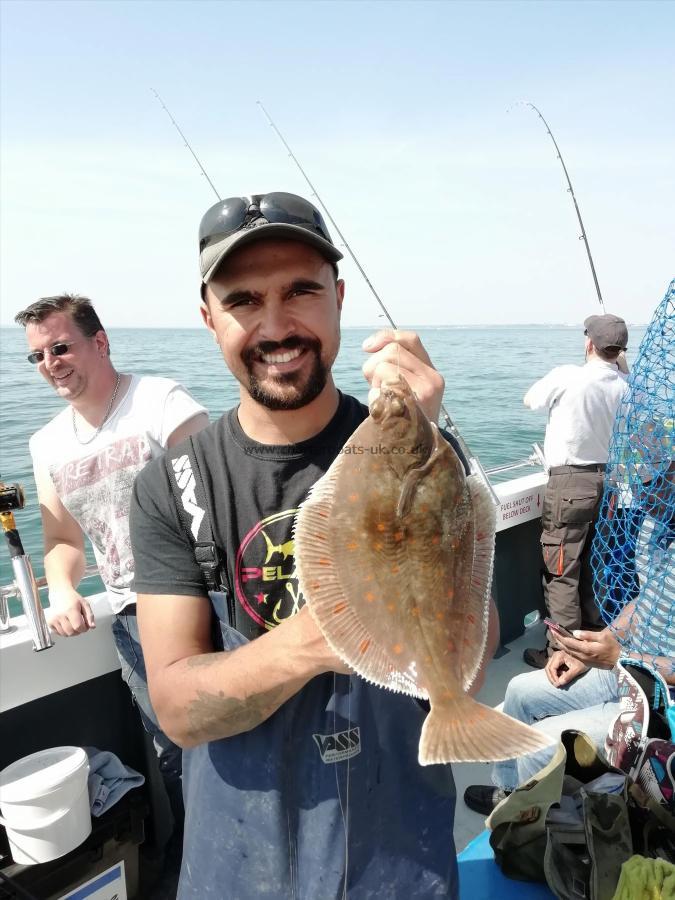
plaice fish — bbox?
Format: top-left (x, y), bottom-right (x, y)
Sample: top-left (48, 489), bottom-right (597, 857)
top-left (294, 375), bottom-right (552, 764)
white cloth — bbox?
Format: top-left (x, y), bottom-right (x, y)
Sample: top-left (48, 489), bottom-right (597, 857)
top-left (30, 375), bottom-right (206, 613)
top-left (524, 358), bottom-right (628, 468)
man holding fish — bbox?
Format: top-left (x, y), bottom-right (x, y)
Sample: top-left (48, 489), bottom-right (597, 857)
top-left (129, 191), bottom-right (533, 898)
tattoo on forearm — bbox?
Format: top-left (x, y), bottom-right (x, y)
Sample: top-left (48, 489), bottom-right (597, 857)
top-left (187, 686), bottom-right (287, 739)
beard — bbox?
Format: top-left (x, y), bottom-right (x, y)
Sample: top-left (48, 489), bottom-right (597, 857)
top-left (241, 336), bottom-right (329, 411)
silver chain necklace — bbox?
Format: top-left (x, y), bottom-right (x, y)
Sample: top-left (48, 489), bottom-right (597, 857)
top-left (72, 373), bottom-right (122, 445)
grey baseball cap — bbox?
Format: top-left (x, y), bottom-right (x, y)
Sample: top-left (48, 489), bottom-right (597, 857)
top-left (583, 314), bottom-right (628, 351)
top-left (198, 192), bottom-right (343, 284)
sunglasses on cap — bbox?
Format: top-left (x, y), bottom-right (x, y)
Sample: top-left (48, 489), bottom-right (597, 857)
top-left (27, 341), bottom-right (78, 365)
top-left (199, 192), bottom-right (334, 255)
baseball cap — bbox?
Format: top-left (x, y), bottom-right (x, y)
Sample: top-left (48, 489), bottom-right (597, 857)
top-left (198, 192), bottom-right (343, 284)
top-left (583, 314), bottom-right (628, 351)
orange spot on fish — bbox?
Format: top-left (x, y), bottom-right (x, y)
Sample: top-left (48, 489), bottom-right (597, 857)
top-left (333, 602), bottom-right (347, 614)
top-left (359, 639), bottom-right (371, 654)
top-left (411, 607), bottom-right (420, 617)
top-left (374, 542), bottom-right (383, 552)
top-left (435, 612), bottom-right (445, 621)
top-left (447, 639), bottom-right (456, 652)
top-left (346, 541), bottom-right (358, 551)
top-left (364, 573), bottom-right (373, 582)
top-left (318, 559), bottom-right (331, 567)
top-left (365, 591), bottom-right (375, 603)
top-left (446, 588), bottom-right (454, 600)
top-left (393, 531), bottom-right (404, 542)
top-left (431, 535), bottom-right (440, 545)
top-left (386, 603), bottom-right (395, 612)
top-left (376, 522), bottom-right (386, 532)
top-left (466, 613), bottom-right (476, 625)
top-left (392, 644), bottom-right (403, 654)
top-left (348, 494), bottom-right (359, 503)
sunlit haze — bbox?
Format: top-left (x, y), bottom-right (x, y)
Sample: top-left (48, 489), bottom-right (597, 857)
top-left (1, 0), bottom-right (673, 328)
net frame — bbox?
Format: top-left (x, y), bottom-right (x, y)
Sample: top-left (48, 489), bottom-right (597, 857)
top-left (591, 280), bottom-right (675, 675)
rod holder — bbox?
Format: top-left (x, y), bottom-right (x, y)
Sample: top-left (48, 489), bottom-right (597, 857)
top-left (11, 555), bottom-right (53, 651)
top-left (0, 589), bottom-right (11, 633)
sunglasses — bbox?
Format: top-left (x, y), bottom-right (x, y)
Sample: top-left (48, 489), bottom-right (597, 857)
top-left (27, 341), bottom-right (78, 365)
top-left (198, 192), bottom-right (333, 254)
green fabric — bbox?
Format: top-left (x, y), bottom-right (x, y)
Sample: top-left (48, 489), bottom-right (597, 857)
top-left (611, 855), bottom-right (675, 900)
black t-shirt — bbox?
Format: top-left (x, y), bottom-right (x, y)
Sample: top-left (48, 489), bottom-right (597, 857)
top-left (129, 391), bottom-right (460, 898)
top-left (131, 391), bottom-right (370, 638)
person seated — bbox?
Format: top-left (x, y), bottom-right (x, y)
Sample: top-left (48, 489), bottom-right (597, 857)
top-left (463, 602), bottom-right (675, 816)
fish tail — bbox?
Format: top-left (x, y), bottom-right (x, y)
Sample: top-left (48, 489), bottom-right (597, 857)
top-left (419, 696), bottom-right (554, 765)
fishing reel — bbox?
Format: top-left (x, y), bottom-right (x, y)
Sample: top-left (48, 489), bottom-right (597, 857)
top-left (0, 478), bottom-right (25, 514)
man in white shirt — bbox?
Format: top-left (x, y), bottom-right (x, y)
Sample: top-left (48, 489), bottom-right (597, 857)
top-left (522, 314), bottom-right (629, 669)
top-left (15, 294), bottom-right (208, 892)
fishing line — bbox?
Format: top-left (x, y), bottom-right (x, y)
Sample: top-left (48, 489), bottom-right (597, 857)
top-left (510, 101), bottom-right (605, 312)
top-left (257, 100), bottom-right (499, 506)
top-left (332, 672), bottom-right (352, 900)
top-left (153, 87), bottom-right (352, 893)
top-left (151, 88), bottom-right (221, 201)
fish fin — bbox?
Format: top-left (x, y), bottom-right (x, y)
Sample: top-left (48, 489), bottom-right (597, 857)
top-left (460, 474), bottom-right (497, 692)
top-left (419, 696), bottom-right (553, 765)
top-left (294, 465), bottom-right (424, 697)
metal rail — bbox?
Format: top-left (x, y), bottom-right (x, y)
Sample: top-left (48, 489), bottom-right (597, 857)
top-left (0, 563), bottom-right (100, 603)
top-left (485, 442), bottom-right (546, 475)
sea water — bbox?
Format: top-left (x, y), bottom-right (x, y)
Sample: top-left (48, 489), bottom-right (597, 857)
top-left (0, 325), bottom-right (645, 598)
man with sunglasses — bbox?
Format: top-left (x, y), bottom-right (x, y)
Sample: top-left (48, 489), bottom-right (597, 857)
top-left (129, 193), bottom-right (483, 898)
top-left (15, 294), bottom-right (208, 892)
top-left (521, 314), bottom-right (630, 669)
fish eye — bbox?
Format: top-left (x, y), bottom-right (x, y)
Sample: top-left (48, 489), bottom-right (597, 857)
top-left (390, 397), bottom-right (405, 416)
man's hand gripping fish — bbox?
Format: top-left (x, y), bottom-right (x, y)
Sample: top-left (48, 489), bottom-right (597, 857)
top-left (294, 376), bottom-right (552, 764)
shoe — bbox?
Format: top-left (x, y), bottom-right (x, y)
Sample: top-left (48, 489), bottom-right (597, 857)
top-left (523, 646), bottom-right (549, 669)
top-left (463, 784), bottom-right (511, 816)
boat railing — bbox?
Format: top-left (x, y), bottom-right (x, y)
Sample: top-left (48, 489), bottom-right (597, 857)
top-left (485, 443), bottom-right (546, 476)
top-left (0, 563), bottom-right (101, 604)
top-left (1, 444), bottom-right (547, 625)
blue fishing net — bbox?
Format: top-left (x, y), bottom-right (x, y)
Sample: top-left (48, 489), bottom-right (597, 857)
top-left (591, 279), bottom-right (675, 674)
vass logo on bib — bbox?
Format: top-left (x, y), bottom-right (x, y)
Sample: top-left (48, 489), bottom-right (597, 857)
top-left (313, 727), bottom-right (361, 764)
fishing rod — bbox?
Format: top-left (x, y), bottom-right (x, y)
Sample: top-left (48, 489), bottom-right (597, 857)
top-left (151, 88), bottom-right (221, 201)
top-left (257, 100), bottom-right (499, 505)
top-left (512, 101), bottom-right (605, 312)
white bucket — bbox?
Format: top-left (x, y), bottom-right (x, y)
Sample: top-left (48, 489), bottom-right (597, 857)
top-left (0, 746), bottom-right (91, 865)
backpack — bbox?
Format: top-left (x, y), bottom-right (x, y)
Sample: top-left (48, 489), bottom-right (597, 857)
top-left (487, 729), bottom-right (675, 899)
top-left (605, 658), bottom-right (675, 811)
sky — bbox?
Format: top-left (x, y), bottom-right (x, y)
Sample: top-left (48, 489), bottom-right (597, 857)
top-left (1, 0), bottom-right (673, 329)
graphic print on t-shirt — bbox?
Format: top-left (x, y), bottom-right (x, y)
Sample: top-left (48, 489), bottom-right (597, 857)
top-left (234, 509), bottom-right (304, 629)
top-left (49, 434), bottom-right (152, 589)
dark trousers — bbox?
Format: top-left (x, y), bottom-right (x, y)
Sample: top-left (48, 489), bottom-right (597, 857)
top-left (540, 469), bottom-right (606, 646)
top-left (112, 609), bottom-right (184, 850)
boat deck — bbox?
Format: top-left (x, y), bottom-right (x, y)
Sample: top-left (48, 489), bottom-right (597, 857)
top-left (453, 618), bottom-right (547, 851)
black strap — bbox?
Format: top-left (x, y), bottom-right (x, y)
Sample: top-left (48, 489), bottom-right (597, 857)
top-left (165, 438), bottom-right (224, 594)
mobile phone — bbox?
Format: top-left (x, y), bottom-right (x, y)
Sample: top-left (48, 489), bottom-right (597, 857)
top-left (543, 617), bottom-right (575, 639)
